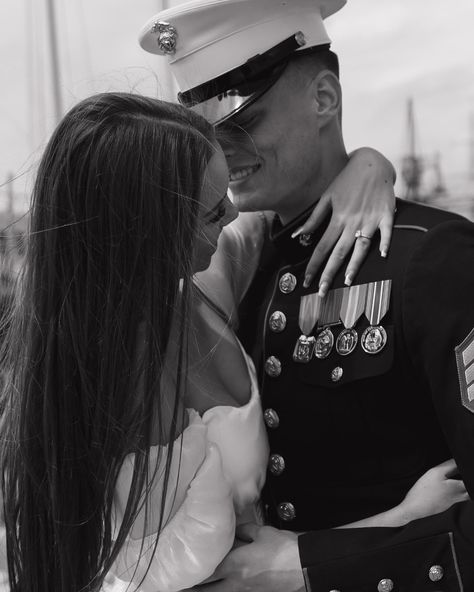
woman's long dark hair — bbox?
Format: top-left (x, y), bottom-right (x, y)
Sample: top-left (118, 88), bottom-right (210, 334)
top-left (0, 93), bottom-right (215, 591)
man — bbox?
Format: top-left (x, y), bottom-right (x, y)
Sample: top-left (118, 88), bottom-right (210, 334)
top-left (139, 1), bottom-right (474, 590)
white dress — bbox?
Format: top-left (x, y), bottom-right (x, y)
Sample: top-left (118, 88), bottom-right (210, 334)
top-left (104, 213), bottom-right (269, 592)
top-left (104, 353), bottom-right (268, 592)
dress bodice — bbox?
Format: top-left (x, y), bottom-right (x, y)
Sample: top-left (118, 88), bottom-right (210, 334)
top-left (106, 347), bottom-right (268, 592)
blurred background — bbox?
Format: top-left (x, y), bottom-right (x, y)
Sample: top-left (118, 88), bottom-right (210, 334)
top-left (0, 0), bottom-right (473, 278)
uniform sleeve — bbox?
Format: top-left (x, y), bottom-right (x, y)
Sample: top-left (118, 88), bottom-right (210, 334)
top-left (299, 219), bottom-right (474, 592)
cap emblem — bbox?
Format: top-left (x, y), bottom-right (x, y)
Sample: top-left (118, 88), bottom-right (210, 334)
top-left (294, 31), bottom-right (306, 47)
top-left (151, 21), bottom-right (178, 55)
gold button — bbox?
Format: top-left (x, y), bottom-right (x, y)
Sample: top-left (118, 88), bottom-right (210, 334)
top-left (277, 502), bottom-right (295, 521)
top-left (264, 408), bottom-right (280, 429)
top-left (429, 565), bottom-right (444, 582)
top-left (265, 356), bottom-right (282, 377)
top-left (279, 272), bottom-right (297, 294)
top-left (331, 366), bottom-right (343, 382)
top-left (269, 454), bottom-right (285, 476)
top-left (269, 310), bottom-right (287, 332)
top-left (377, 579), bottom-right (394, 592)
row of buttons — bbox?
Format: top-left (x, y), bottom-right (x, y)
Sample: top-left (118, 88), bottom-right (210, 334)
top-left (329, 565), bottom-right (444, 592)
top-left (265, 354), bottom-right (344, 383)
top-left (264, 273), bottom-right (300, 523)
top-left (263, 408), bottom-right (295, 520)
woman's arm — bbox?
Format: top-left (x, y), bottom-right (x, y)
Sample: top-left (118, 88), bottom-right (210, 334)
top-left (337, 459), bottom-right (469, 529)
top-left (296, 147), bottom-right (396, 295)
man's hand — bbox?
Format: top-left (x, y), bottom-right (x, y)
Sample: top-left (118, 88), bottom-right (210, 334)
top-left (193, 523), bottom-right (306, 592)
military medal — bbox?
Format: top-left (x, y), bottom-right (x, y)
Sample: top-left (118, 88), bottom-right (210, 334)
top-left (336, 284), bottom-right (368, 355)
top-left (314, 327), bottom-right (334, 359)
top-left (336, 328), bottom-right (358, 356)
top-left (312, 288), bottom-right (342, 359)
top-left (298, 292), bottom-right (323, 336)
top-left (293, 335), bottom-right (315, 363)
top-left (362, 280), bottom-right (392, 354)
top-left (319, 287), bottom-right (344, 328)
top-left (293, 292), bottom-right (322, 362)
top-left (361, 325), bottom-right (387, 354)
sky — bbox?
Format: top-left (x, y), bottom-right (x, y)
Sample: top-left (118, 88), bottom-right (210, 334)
top-left (1, 0), bottom-right (474, 210)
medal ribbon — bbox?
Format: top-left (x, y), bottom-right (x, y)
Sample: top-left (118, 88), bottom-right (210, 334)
top-left (339, 284), bottom-right (368, 328)
top-left (364, 280), bottom-right (392, 325)
top-left (299, 293), bottom-right (323, 335)
top-left (319, 287), bottom-right (344, 327)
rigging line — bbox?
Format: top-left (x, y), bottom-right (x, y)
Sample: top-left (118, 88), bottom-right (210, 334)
top-left (26, 0), bottom-right (46, 148)
top-left (35, 0), bottom-right (47, 141)
top-left (26, 0), bottom-right (36, 154)
top-left (58, 0), bottom-right (72, 100)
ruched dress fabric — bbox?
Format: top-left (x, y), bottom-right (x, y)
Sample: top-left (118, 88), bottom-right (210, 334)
top-left (105, 357), bottom-right (268, 592)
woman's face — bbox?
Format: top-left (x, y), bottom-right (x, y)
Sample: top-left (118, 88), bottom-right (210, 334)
top-left (193, 144), bottom-right (238, 273)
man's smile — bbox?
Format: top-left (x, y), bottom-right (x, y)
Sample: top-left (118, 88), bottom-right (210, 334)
top-left (229, 163), bottom-right (261, 183)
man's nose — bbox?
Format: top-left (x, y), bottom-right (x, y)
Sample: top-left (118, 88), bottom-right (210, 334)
top-left (216, 132), bottom-right (237, 159)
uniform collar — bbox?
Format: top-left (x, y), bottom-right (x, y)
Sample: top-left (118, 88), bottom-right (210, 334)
top-left (270, 202), bottom-right (328, 262)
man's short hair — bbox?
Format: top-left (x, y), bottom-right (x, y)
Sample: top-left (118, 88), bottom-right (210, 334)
top-left (292, 47), bottom-right (340, 80)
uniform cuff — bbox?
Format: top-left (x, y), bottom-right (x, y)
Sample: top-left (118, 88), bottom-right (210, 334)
top-left (299, 530), bottom-right (462, 592)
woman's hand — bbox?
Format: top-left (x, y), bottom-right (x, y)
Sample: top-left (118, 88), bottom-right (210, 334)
top-left (293, 147), bottom-right (396, 295)
top-left (400, 459), bottom-right (469, 524)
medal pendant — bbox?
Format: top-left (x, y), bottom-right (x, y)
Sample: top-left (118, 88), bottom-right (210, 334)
top-left (361, 325), bottom-right (387, 354)
top-left (314, 327), bottom-right (334, 359)
top-left (293, 335), bottom-right (315, 363)
top-left (336, 328), bottom-right (358, 356)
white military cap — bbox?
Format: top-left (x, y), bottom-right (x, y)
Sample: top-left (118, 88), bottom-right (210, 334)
top-left (139, 0), bottom-right (346, 124)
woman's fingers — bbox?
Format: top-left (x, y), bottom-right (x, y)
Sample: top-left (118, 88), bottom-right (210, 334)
top-left (302, 222), bottom-right (344, 291)
top-left (378, 209), bottom-right (395, 258)
top-left (292, 194), bottom-right (331, 239)
top-left (298, 210), bottom-right (396, 291)
top-left (433, 458), bottom-right (459, 478)
top-left (303, 223), bottom-right (377, 291)
top-left (343, 230), bottom-right (374, 286)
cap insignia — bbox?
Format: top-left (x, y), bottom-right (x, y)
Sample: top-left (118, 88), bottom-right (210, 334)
top-left (294, 31), bottom-right (306, 47)
top-left (151, 21), bottom-right (178, 55)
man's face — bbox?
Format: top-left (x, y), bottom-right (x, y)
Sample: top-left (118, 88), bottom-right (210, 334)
top-left (217, 63), bottom-right (323, 220)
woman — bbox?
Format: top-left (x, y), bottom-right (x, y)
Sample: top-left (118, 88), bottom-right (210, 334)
top-left (0, 93), bottom-right (466, 592)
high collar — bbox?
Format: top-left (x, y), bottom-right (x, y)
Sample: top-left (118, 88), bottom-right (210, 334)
top-left (270, 202), bottom-right (329, 263)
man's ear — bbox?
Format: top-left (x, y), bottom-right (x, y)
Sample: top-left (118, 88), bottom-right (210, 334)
top-left (310, 70), bottom-right (341, 126)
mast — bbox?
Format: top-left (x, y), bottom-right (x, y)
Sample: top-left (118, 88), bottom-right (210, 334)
top-left (470, 112), bottom-right (474, 181)
top-left (401, 97), bottom-right (423, 201)
top-left (45, 0), bottom-right (63, 122)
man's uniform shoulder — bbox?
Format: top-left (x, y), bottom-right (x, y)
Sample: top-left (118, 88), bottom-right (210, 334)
top-left (394, 198), bottom-right (466, 230)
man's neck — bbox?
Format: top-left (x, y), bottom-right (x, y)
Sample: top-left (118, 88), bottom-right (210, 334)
top-left (276, 151), bottom-right (349, 226)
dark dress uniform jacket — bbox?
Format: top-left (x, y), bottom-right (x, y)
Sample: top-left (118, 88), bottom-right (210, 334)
top-left (237, 199), bottom-right (474, 592)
